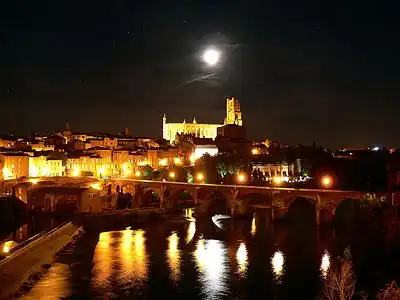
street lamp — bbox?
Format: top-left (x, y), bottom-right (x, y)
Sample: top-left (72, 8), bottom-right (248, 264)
top-left (196, 172), bottom-right (205, 183)
top-left (135, 171), bottom-right (141, 177)
top-left (237, 172), bottom-right (247, 184)
top-left (169, 171), bottom-right (176, 180)
top-left (321, 175), bottom-right (333, 189)
top-left (272, 176), bottom-right (282, 185)
top-left (202, 47), bottom-right (221, 67)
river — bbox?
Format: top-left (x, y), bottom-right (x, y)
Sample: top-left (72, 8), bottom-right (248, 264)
top-left (20, 210), bottom-right (400, 299)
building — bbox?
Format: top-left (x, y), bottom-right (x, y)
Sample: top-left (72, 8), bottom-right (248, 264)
top-left (66, 153), bottom-right (113, 177)
top-left (224, 97), bottom-right (243, 126)
top-left (29, 155), bottom-right (64, 177)
top-left (0, 136), bottom-right (17, 149)
top-left (0, 153), bottom-right (29, 179)
top-left (162, 97), bottom-right (243, 143)
top-left (88, 137), bottom-right (118, 149)
top-left (29, 187), bottom-right (102, 213)
top-left (252, 158), bottom-right (302, 179)
top-left (192, 144), bottom-right (219, 162)
top-left (46, 158), bottom-right (64, 176)
top-left (30, 142), bottom-right (55, 152)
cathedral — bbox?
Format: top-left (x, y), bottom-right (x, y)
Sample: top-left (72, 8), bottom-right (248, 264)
top-left (162, 97), bottom-right (243, 143)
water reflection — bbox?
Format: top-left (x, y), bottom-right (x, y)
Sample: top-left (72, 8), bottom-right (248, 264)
top-left (271, 250), bottom-right (285, 281)
top-left (211, 214), bottom-right (230, 230)
top-left (186, 221), bottom-right (196, 244)
top-left (93, 231), bottom-right (112, 286)
top-left (167, 232), bottom-right (181, 282)
top-left (236, 242), bottom-right (248, 276)
top-left (20, 263), bottom-right (71, 300)
top-left (132, 229), bottom-right (148, 284)
top-left (120, 229), bottom-right (134, 279)
top-left (184, 208), bottom-right (194, 220)
top-left (194, 238), bottom-right (229, 299)
top-left (92, 229), bottom-right (148, 289)
top-left (251, 214), bottom-right (256, 236)
top-left (320, 250), bottom-right (331, 278)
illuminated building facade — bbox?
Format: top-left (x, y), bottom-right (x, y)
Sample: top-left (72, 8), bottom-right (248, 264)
top-left (29, 187), bottom-right (102, 213)
top-left (88, 137), bottom-right (118, 149)
top-left (29, 156), bottom-right (64, 177)
top-left (224, 97), bottom-right (243, 126)
top-left (0, 137), bottom-right (16, 149)
top-left (162, 97), bottom-right (243, 143)
top-left (66, 155), bottom-right (113, 177)
top-left (0, 153), bottom-right (29, 179)
top-left (30, 142), bottom-right (55, 152)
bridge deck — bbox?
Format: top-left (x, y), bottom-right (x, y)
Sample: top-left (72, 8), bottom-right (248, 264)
top-left (113, 179), bottom-right (367, 195)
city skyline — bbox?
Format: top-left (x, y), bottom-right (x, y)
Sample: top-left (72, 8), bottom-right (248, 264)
top-left (1, 1), bottom-right (399, 149)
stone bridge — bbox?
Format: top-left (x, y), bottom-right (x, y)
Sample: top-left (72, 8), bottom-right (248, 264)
top-left (108, 179), bottom-right (385, 224)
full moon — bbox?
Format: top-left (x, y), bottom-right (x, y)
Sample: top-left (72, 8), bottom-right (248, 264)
top-left (202, 48), bottom-right (221, 66)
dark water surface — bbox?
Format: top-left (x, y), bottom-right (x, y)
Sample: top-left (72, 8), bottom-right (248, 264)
top-left (22, 210), bottom-right (400, 299)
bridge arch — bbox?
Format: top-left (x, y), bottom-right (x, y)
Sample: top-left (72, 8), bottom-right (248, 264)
top-left (141, 188), bottom-right (162, 208)
top-left (287, 196), bottom-right (317, 225)
top-left (169, 189), bottom-right (195, 208)
top-left (200, 191), bottom-right (231, 216)
top-left (241, 193), bottom-right (273, 217)
top-left (333, 198), bottom-right (361, 225)
top-left (121, 183), bottom-right (135, 195)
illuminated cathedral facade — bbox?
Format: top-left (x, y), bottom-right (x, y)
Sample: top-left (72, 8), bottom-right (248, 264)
top-left (162, 97), bottom-right (243, 143)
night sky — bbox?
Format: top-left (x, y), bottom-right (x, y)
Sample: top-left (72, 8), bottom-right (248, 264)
top-left (1, 1), bottom-right (399, 149)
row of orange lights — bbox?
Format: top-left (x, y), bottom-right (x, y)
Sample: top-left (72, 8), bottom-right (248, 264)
top-left (135, 170), bottom-right (333, 188)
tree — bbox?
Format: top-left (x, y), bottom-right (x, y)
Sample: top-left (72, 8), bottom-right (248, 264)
top-left (139, 165), bottom-right (153, 180)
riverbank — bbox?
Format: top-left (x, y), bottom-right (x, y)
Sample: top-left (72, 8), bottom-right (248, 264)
top-left (0, 222), bottom-right (80, 299)
top-left (20, 229), bottom-right (99, 299)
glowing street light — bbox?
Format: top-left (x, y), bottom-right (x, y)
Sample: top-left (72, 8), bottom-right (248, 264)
top-left (174, 157), bottom-right (182, 165)
top-left (90, 183), bottom-right (101, 190)
top-left (272, 176), bottom-right (282, 185)
top-left (196, 172), bottom-right (205, 183)
top-left (251, 148), bottom-right (260, 155)
top-left (135, 171), bottom-right (141, 177)
top-left (237, 172), bottom-right (247, 184)
top-left (321, 175), bottom-right (333, 189)
top-left (202, 47), bottom-right (221, 66)
top-left (159, 158), bottom-right (168, 167)
top-left (169, 171), bottom-right (176, 179)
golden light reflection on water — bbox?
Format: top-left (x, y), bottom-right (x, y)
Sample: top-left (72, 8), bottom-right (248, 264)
top-left (194, 238), bottom-right (229, 298)
top-left (167, 232), bottom-right (181, 282)
top-left (236, 242), bottom-right (248, 276)
top-left (131, 229), bottom-right (148, 282)
top-left (93, 231), bottom-right (112, 286)
top-left (20, 263), bottom-right (71, 300)
top-left (186, 221), bottom-right (196, 244)
top-left (92, 229), bottom-right (148, 288)
top-left (120, 229), bottom-right (134, 276)
top-left (320, 250), bottom-right (331, 278)
top-left (271, 250), bottom-right (285, 281)
top-left (251, 214), bottom-right (256, 236)
top-left (185, 208), bottom-right (194, 220)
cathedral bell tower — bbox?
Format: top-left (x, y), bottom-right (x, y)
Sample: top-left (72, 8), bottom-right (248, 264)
top-left (225, 97), bottom-right (243, 126)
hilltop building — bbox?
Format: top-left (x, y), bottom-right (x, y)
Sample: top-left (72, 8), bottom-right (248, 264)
top-left (162, 97), bottom-right (243, 143)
